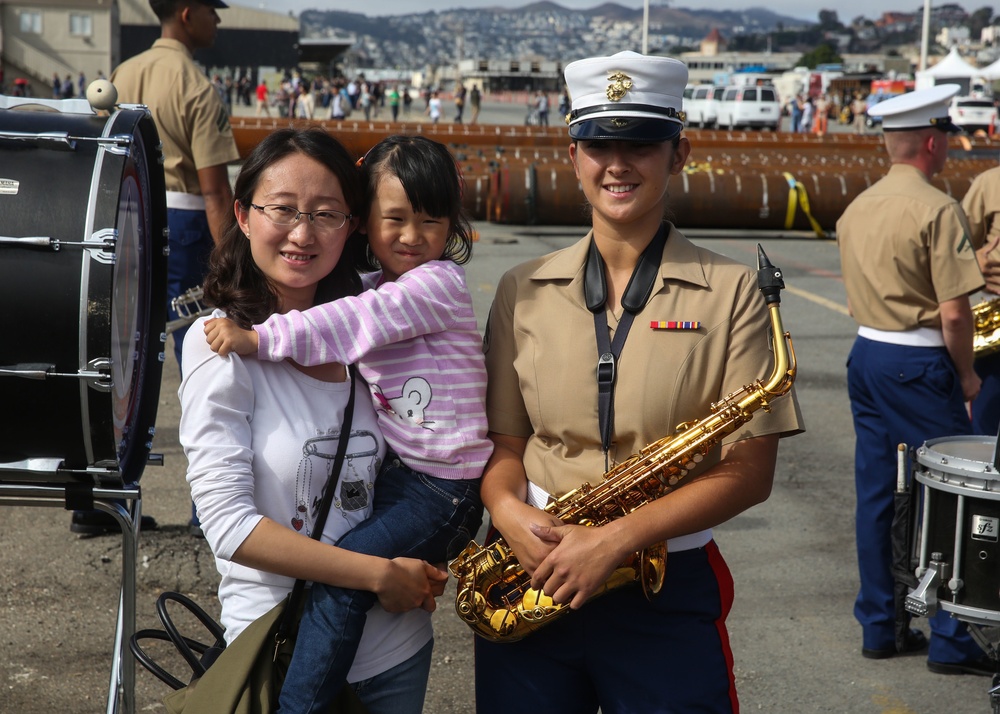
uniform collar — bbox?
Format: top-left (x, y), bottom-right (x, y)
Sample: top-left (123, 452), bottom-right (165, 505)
top-left (530, 223), bottom-right (710, 309)
top-left (152, 38), bottom-right (194, 59)
top-left (887, 163), bottom-right (931, 183)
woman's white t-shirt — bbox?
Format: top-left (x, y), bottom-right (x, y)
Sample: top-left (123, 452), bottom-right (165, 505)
top-left (179, 312), bottom-right (431, 682)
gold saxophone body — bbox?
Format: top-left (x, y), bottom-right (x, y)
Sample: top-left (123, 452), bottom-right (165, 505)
top-left (449, 245), bottom-right (797, 642)
top-left (973, 297), bottom-right (1000, 358)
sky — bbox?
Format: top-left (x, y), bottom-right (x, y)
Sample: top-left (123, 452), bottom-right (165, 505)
top-left (227, 1), bottom-right (984, 25)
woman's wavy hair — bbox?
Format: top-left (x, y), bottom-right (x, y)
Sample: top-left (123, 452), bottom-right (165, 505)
top-left (203, 128), bottom-right (365, 328)
top-left (355, 135), bottom-right (474, 272)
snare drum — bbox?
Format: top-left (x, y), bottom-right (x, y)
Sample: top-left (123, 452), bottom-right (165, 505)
top-left (0, 105), bottom-right (167, 487)
top-left (913, 435), bottom-right (1000, 625)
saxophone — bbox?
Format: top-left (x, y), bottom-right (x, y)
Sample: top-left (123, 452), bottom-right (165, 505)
top-left (449, 244), bottom-right (797, 642)
top-left (973, 297), bottom-right (1000, 358)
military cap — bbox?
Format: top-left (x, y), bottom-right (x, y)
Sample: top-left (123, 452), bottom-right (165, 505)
top-left (868, 83), bottom-right (961, 132)
top-left (564, 50), bottom-right (687, 142)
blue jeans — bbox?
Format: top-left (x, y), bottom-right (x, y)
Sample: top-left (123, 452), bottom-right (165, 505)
top-left (166, 207), bottom-right (214, 372)
top-left (277, 454), bottom-right (482, 714)
top-left (351, 638), bottom-right (433, 714)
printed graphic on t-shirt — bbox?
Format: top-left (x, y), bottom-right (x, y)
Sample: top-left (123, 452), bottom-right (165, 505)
top-left (372, 377), bottom-right (435, 430)
top-left (291, 428), bottom-right (379, 534)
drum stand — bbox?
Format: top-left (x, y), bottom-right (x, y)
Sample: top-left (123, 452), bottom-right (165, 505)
top-left (0, 481), bottom-right (140, 714)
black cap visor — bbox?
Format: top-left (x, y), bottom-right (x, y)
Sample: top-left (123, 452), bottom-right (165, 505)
top-left (569, 116), bottom-right (682, 142)
top-left (199, 0), bottom-right (229, 8)
top-left (882, 116), bottom-right (962, 134)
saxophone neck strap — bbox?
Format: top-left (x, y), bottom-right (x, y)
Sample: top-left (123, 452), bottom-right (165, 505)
top-left (588, 226), bottom-right (668, 461)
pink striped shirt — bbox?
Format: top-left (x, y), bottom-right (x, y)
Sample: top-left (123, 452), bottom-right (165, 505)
top-left (254, 260), bottom-right (490, 481)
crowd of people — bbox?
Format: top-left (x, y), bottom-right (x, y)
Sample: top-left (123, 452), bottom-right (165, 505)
top-left (50, 70), bottom-right (102, 100)
top-left (201, 66), bottom-right (563, 128)
top-left (204, 68), bottom-right (430, 123)
top-left (786, 91), bottom-right (862, 135)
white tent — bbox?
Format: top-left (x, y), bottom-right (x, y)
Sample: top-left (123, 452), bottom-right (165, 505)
top-left (915, 47), bottom-right (982, 90)
top-left (978, 55), bottom-right (1000, 80)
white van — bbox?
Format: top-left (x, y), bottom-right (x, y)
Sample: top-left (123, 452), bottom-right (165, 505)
top-left (715, 85), bottom-right (782, 131)
top-left (683, 84), bottom-right (724, 128)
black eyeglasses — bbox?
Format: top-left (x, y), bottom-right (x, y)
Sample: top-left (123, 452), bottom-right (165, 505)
top-left (250, 203), bottom-right (352, 231)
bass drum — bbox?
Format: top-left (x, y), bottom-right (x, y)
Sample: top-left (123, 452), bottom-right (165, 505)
top-left (0, 105), bottom-right (167, 487)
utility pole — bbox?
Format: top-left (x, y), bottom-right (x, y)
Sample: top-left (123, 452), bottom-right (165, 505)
top-left (919, 0), bottom-right (931, 71)
top-left (642, 0), bottom-right (650, 55)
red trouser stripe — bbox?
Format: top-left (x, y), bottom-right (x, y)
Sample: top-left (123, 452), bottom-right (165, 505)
top-left (706, 539), bottom-right (739, 714)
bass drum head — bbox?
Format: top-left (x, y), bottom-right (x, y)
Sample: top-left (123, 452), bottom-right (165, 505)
top-left (106, 109), bottom-right (167, 485)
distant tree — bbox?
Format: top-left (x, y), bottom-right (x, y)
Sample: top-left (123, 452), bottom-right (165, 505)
top-left (797, 43), bottom-right (843, 68)
top-left (968, 6), bottom-right (995, 38)
top-left (818, 10), bottom-right (843, 31)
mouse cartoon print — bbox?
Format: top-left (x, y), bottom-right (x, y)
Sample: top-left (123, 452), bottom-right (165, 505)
top-left (372, 376), bottom-right (435, 430)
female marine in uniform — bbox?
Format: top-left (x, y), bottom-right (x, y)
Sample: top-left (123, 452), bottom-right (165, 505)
top-left (474, 51), bottom-right (804, 713)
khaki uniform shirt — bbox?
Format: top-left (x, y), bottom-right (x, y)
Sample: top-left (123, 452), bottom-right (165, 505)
top-left (837, 164), bottom-right (982, 331)
top-left (111, 39), bottom-right (239, 196)
top-left (484, 225), bottom-right (804, 499)
top-left (962, 165), bottom-right (1000, 250)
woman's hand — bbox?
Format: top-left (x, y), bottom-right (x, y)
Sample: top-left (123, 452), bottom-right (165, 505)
top-left (373, 557), bottom-right (448, 613)
top-left (479, 432), bottom-right (562, 575)
top-left (491, 500), bottom-right (563, 575)
top-left (527, 522), bottom-right (626, 609)
top-left (204, 317), bottom-right (259, 357)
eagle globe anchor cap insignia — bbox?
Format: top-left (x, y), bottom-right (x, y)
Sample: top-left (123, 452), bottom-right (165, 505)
top-left (606, 71), bottom-right (633, 102)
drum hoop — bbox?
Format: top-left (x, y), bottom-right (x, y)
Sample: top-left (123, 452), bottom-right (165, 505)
top-left (915, 469), bottom-right (1000, 498)
top-left (917, 435), bottom-right (1000, 476)
top-left (937, 600), bottom-right (1000, 625)
top-left (77, 111), bottom-right (122, 466)
top-left (83, 108), bottom-right (165, 484)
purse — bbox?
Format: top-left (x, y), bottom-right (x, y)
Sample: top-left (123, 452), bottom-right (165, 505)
top-left (132, 367), bottom-right (367, 714)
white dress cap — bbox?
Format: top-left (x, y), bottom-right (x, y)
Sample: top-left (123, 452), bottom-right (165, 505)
top-left (563, 51), bottom-right (689, 141)
top-left (868, 83), bottom-right (961, 132)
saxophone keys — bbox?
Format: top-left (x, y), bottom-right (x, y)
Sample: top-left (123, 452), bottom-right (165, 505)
top-left (455, 587), bottom-right (486, 620)
top-left (489, 607), bottom-right (520, 637)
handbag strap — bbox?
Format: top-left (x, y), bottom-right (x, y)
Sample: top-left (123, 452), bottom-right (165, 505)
top-left (276, 364), bottom-right (357, 645)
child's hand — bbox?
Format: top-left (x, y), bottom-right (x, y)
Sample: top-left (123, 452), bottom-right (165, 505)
top-left (204, 317), bottom-right (259, 357)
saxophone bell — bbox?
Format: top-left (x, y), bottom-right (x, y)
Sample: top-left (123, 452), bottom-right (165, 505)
top-left (973, 297), bottom-right (1000, 358)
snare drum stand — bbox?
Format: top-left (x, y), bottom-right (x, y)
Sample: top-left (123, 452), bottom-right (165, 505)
top-left (966, 617), bottom-right (1000, 713)
top-left (0, 480), bottom-right (141, 714)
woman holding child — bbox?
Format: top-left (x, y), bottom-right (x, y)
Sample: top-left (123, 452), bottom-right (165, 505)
top-left (178, 128), bottom-right (446, 713)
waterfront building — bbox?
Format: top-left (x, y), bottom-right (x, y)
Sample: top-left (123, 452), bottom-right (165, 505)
top-left (0, 0), bottom-right (302, 97)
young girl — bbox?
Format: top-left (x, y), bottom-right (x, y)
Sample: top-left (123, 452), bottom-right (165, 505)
top-left (204, 134), bottom-right (488, 714)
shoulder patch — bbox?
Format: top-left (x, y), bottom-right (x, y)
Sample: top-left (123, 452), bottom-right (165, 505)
top-left (216, 107), bottom-right (230, 134)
